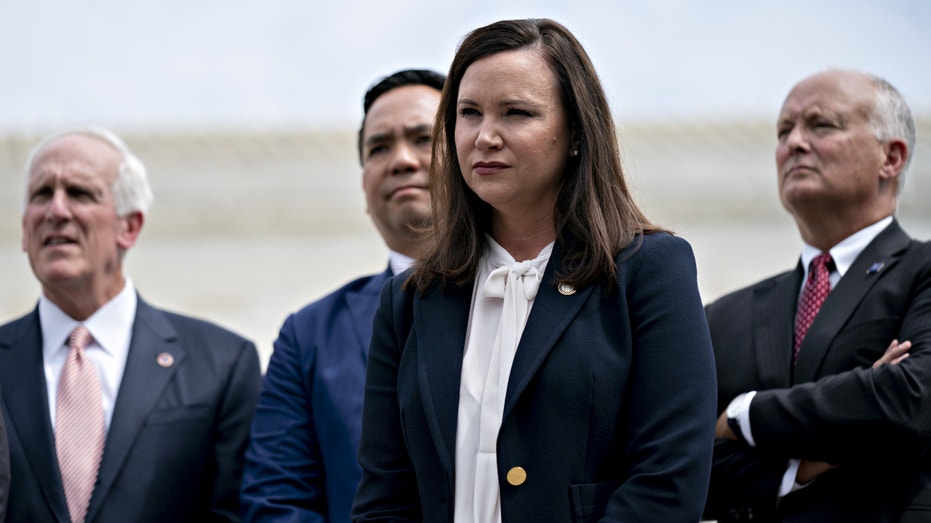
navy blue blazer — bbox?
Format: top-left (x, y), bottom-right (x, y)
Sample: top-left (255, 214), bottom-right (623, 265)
top-left (704, 220), bottom-right (931, 522)
top-left (353, 234), bottom-right (718, 522)
top-left (241, 267), bottom-right (392, 522)
top-left (0, 296), bottom-right (262, 523)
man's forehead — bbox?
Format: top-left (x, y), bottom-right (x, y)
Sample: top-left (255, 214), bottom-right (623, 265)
top-left (365, 122), bottom-right (431, 142)
top-left (30, 134), bottom-right (121, 180)
top-left (363, 86), bottom-right (440, 134)
top-left (781, 72), bottom-right (873, 114)
top-left (37, 134), bottom-right (120, 161)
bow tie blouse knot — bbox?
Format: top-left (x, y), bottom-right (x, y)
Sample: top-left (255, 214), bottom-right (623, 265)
top-left (482, 260), bottom-right (543, 300)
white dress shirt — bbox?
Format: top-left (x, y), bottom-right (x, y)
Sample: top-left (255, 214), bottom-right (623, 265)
top-left (41, 278), bottom-right (137, 433)
top-left (388, 249), bottom-right (416, 276)
top-left (454, 236), bottom-right (553, 523)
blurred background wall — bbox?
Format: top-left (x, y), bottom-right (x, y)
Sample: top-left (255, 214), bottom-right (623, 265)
top-left (2, 0), bottom-right (930, 365)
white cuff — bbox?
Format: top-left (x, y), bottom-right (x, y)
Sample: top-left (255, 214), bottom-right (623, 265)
top-left (727, 391), bottom-right (757, 447)
top-left (778, 459), bottom-right (802, 497)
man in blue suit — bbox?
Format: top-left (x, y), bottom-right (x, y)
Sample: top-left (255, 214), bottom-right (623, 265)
top-left (0, 127), bottom-right (262, 522)
top-left (240, 69), bottom-right (445, 522)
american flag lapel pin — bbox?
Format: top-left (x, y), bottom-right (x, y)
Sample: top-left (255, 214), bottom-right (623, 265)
top-left (866, 262), bottom-right (884, 275)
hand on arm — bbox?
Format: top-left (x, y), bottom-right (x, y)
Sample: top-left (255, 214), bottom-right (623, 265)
top-left (719, 339), bottom-right (912, 441)
top-left (716, 412), bottom-right (736, 440)
top-left (873, 339), bottom-right (911, 368)
top-left (794, 339), bottom-right (911, 486)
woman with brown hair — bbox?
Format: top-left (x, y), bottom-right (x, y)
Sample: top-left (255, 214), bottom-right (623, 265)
top-left (353, 18), bottom-right (716, 522)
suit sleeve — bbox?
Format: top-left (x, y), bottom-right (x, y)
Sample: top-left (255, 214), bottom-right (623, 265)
top-left (604, 235), bottom-right (718, 522)
top-left (750, 245), bottom-right (931, 460)
top-left (351, 279), bottom-right (421, 522)
top-left (240, 315), bottom-right (329, 522)
top-left (702, 290), bottom-right (792, 518)
top-left (211, 338), bottom-right (261, 522)
top-left (702, 439), bottom-right (787, 519)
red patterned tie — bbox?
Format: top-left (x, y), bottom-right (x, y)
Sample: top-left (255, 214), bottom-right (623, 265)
top-left (56, 326), bottom-right (105, 523)
top-left (794, 253), bottom-right (833, 365)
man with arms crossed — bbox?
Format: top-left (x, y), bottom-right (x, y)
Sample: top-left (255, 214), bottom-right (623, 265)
top-left (704, 70), bottom-right (931, 522)
top-left (240, 69), bottom-right (445, 522)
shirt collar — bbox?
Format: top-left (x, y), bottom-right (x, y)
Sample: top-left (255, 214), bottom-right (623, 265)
top-left (388, 250), bottom-right (416, 276)
top-left (800, 216), bottom-right (893, 278)
top-left (40, 278), bottom-right (138, 359)
top-left (483, 234), bottom-right (554, 268)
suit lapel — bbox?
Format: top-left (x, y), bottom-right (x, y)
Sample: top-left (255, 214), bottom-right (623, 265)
top-left (411, 245), bottom-right (597, 469)
top-left (504, 246), bottom-right (593, 420)
top-left (85, 297), bottom-right (186, 522)
top-left (794, 221), bottom-right (911, 382)
top-left (0, 309), bottom-right (71, 521)
top-left (752, 269), bottom-right (801, 389)
top-left (415, 281), bottom-right (471, 476)
top-left (346, 268), bottom-right (392, 365)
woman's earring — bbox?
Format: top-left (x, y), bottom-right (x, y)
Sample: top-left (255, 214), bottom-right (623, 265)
top-left (570, 149), bottom-right (579, 157)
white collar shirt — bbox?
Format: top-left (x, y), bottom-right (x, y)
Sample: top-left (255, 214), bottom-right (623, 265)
top-left (388, 249), bottom-right (416, 276)
top-left (41, 278), bottom-right (137, 433)
top-left (798, 215), bottom-right (893, 291)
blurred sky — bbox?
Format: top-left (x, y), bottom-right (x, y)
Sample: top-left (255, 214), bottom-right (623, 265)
top-left (2, 0), bottom-right (929, 133)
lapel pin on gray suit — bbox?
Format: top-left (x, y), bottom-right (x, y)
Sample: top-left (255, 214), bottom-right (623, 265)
top-left (867, 262), bottom-right (885, 275)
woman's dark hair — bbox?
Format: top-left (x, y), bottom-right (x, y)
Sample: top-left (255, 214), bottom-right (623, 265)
top-left (410, 18), bottom-right (661, 291)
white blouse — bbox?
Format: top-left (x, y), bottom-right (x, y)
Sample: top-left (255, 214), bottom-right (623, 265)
top-left (454, 236), bottom-right (554, 522)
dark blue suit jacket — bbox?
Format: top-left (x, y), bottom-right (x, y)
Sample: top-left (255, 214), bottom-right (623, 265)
top-left (353, 234), bottom-right (717, 522)
top-left (704, 220), bottom-right (931, 522)
top-left (0, 295), bottom-right (262, 523)
top-left (241, 267), bottom-right (392, 522)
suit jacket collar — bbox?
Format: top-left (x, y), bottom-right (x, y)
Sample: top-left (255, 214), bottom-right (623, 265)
top-left (751, 268), bottom-right (802, 389)
top-left (506, 246), bottom-right (594, 419)
top-left (0, 308), bottom-right (70, 521)
top-left (413, 244), bottom-right (594, 478)
top-left (793, 219), bottom-right (911, 382)
top-left (85, 296), bottom-right (186, 522)
top-left (413, 278), bottom-right (470, 478)
top-left (345, 266), bottom-right (393, 366)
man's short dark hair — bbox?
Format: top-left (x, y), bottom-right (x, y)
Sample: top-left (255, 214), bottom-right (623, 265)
top-left (358, 69), bottom-right (446, 164)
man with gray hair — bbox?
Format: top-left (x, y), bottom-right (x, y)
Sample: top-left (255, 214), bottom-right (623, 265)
top-left (704, 69), bottom-right (931, 522)
top-left (0, 128), bottom-right (261, 522)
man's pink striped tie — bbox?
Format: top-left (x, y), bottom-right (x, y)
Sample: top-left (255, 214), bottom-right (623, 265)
top-left (56, 325), bottom-right (105, 523)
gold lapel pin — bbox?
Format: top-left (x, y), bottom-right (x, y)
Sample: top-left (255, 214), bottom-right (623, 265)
top-left (156, 352), bottom-right (175, 368)
top-left (558, 283), bottom-right (576, 296)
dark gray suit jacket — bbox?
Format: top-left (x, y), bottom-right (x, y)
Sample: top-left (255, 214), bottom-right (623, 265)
top-left (705, 220), bottom-right (931, 522)
top-left (0, 295), bottom-right (262, 523)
